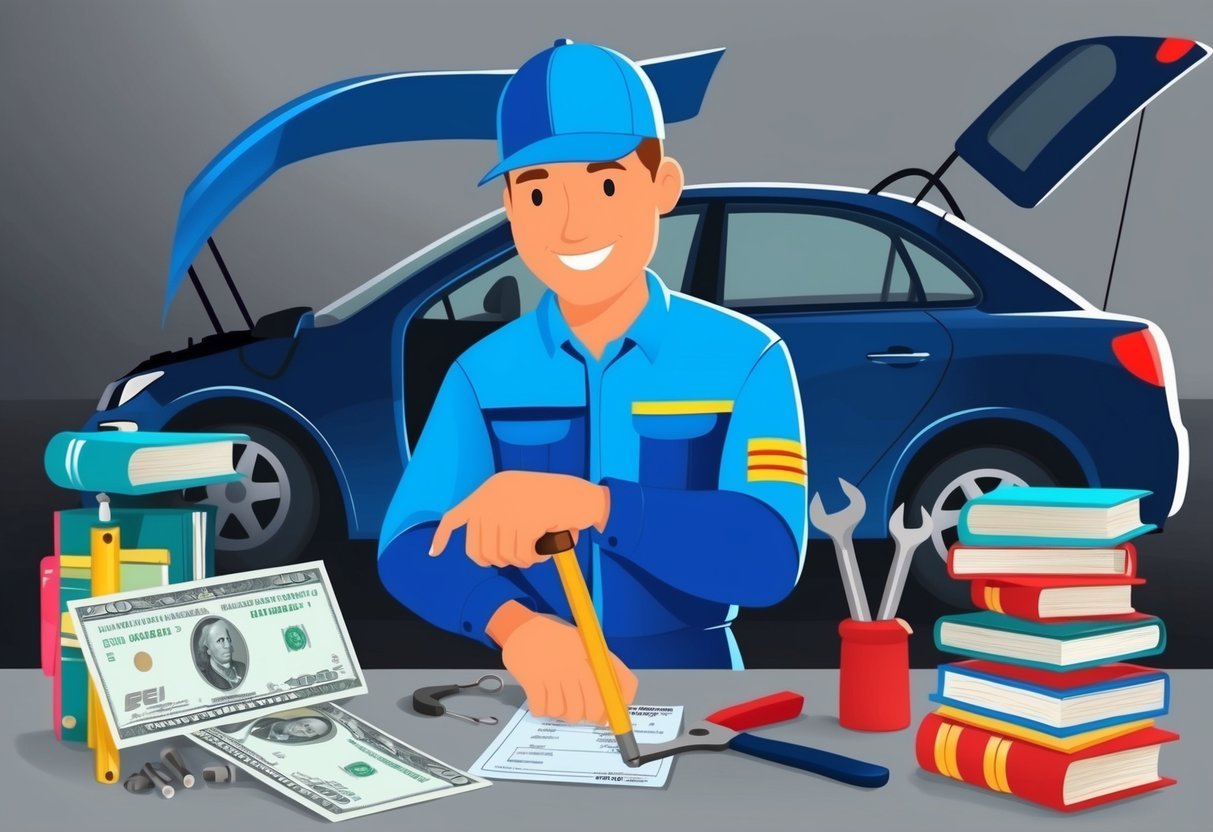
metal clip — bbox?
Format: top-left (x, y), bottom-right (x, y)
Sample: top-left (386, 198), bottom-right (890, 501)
top-left (412, 674), bottom-right (504, 725)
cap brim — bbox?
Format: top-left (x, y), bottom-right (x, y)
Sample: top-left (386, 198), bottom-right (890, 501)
top-left (477, 133), bottom-right (645, 187)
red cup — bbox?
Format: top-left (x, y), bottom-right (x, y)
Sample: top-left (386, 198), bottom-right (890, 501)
top-left (838, 618), bottom-right (912, 731)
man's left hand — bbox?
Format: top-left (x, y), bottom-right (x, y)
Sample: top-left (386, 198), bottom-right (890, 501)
top-left (429, 471), bottom-right (610, 568)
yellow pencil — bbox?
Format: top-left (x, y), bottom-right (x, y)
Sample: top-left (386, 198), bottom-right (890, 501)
top-left (89, 526), bottom-right (121, 784)
top-left (537, 531), bottom-right (640, 765)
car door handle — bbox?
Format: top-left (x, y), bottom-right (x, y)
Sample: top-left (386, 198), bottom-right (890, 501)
top-left (866, 350), bottom-right (930, 367)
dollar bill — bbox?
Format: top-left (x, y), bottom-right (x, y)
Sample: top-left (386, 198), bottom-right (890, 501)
top-left (68, 561), bottom-right (366, 748)
top-left (188, 702), bottom-right (490, 821)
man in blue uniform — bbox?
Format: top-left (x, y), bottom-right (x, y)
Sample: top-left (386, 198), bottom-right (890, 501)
top-left (378, 39), bottom-right (807, 724)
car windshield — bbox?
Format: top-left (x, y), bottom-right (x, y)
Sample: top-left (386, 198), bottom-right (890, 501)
top-left (315, 209), bottom-right (505, 324)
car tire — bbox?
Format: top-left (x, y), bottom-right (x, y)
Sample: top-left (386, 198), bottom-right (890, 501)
top-left (905, 447), bottom-right (1059, 609)
top-left (172, 422), bottom-right (320, 574)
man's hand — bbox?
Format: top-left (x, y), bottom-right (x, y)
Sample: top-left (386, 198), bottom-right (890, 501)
top-left (488, 604), bottom-right (638, 725)
top-left (429, 471), bottom-right (610, 568)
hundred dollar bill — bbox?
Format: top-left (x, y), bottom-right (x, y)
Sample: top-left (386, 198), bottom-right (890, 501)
top-left (67, 560), bottom-right (366, 748)
top-left (188, 702), bottom-right (490, 821)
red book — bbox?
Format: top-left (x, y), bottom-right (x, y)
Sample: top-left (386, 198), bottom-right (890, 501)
top-left (970, 575), bottom-right (1144, 621)
top-left (916, 712), bottom-right (1178, 811)
top-left (948, 541), bottom-right (1137, 579)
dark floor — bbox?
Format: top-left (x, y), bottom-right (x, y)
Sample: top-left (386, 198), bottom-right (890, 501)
top-left (5, 399), bottom-right (1211, 668)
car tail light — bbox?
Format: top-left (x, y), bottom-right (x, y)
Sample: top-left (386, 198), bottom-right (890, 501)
top-left (1156, 38), bottom-right (1195, 64)
top-left (1112, 329), bottom-right (1164, 386)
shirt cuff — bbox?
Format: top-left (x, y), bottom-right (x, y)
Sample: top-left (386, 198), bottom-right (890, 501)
top-left (459, 575), bottom-right (536, 649)
top-left (599, 477), bottom-right (645, 555)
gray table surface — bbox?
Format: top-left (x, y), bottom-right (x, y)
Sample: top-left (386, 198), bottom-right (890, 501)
top-left (7, 669), bottom-right (1207, 831)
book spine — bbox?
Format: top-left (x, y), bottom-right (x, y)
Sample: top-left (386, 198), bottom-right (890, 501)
top-left (969, 582), bottom-right (1042, 619)
top-left (58, 645), bottom-right (89, 743)
top-left (44, 433), bottom-right (134, 492)
top-left (947, 543), bottom-right (1137, 579)
top-left (916, 713), bottom-right (1067, 809)
top-left (41, 555), bottom-right (59, 676)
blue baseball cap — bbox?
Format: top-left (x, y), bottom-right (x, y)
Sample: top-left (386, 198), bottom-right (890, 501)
top-left (479, 39), bottom-right (665, 186)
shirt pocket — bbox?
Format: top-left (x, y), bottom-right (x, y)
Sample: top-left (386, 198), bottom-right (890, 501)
top-left (631, 408), bottom-right (732, 490)
top-left (485, 408), bottom-right (587, 477)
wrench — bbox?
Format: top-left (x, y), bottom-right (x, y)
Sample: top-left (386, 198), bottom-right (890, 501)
top-left (876, 504), bottom-right (934, 621)
top-left (809, 478), bottom-right (870, 622)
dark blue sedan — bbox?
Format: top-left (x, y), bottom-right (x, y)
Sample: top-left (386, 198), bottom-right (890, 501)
top-left (82, 36), bottom-right (1201, 606)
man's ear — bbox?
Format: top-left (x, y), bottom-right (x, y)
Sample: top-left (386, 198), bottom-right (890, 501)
top-left (501, 182), bottom-right (514, 223)
top-left (654, 156), bottom-right (684, 215)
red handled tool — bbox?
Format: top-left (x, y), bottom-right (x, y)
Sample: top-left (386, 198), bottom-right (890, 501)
top-left (633, 691), bottom-right (889, 788)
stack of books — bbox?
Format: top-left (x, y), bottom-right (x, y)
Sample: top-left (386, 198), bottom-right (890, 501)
top-left (915, 486), bottom-right (1178, 812)
top-left (40, 430), bottom-right (244, 743)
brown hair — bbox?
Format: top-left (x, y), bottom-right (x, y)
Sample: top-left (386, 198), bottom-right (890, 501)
top-left (506, 137), bottom-right (663, 192)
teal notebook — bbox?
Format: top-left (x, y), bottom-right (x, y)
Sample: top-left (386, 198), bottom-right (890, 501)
top-left (958, 486), bottom-right (1156, 547)
top-left (934, 611), bottom-right (1166, 671)
top-left (56, 506), bottom-right (217, 584)
top-left (57, 578), bottom-right (91, 743)
top-left (44, 431), bottom-right (247, 495)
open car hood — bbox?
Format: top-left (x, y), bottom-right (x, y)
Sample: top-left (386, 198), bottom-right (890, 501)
top-left (162, 48), bottom-right (725, 323)
top-left (956, 36), bottom-right (1209, 208)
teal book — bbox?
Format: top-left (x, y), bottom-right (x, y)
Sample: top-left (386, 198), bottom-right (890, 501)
top-left (52, 506), bottom-right (216, 743)
top-left (958, 486), bottom-right (1156, 547)
top-left (934, 611), bottom-right (1166, 671)
top-left (44, 431), bottom-right (246, 495)
top-left (56, 506), bottom-right (217, 584)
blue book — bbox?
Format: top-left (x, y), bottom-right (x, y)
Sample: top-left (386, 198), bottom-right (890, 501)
top-left (958, 485), bottom-right (1156, 547)
top-left (44, 431), bottom-right (246, 495)
top-left (928, 659), bottom-right (1170, 737)
top-left (934, 611), bottom-right (1166, 671)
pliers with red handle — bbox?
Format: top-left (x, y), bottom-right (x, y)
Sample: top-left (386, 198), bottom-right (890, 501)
top-left (629, 691), bottom-right (890, 788)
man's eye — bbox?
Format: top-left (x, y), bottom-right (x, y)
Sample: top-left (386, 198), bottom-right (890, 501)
top-left (531, 188), bottom-right (543, 207)
top-left (603, 178), bottom-right (615, 197)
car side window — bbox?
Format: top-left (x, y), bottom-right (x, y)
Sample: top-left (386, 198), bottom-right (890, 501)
top-left (902, 239), bottom-right (975, 302)
top-left (424, 211), bottom-right (704, 321)
top-left (723, 209), bottom-right (901, 308)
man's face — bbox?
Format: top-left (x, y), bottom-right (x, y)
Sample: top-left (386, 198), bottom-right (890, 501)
top-left (286, 717), bottom-right (328, 738)
top-left (205, 624), bottom-right (233, 666)
top-left (502, 149), bottom-right (683, 307)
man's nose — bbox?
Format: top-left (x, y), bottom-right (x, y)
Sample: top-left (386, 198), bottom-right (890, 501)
top-left (558, 186), bottom-right (591, 245)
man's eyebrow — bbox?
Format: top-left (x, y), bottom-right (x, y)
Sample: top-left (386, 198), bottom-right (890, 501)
top-left (514, 168), bottom-right (548, 184)
top-left (587, 161), bottom-right (627, 173)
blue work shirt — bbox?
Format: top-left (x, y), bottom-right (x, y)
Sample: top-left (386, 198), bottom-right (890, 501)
top-left (378, 270), bottom-right (808, 669)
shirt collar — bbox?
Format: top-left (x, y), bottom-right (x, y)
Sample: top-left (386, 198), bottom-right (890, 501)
top-left (537, 269), bottom-right (670, 362)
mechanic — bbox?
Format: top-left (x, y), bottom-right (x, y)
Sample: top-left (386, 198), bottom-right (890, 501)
top-left (378, 39), bottom-right (808, 725)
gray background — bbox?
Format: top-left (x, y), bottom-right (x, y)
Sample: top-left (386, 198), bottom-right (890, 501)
top-left (1, 0), bottom-right (1211, 400)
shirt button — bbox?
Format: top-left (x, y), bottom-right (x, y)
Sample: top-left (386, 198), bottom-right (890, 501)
top-left (608, 536), bottom-right (618, 548)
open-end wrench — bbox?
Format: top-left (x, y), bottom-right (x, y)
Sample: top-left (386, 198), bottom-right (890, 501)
top-left (876, 504), bottom-right (934, 621)
top-left (809, 478), bottom-right (870, 621)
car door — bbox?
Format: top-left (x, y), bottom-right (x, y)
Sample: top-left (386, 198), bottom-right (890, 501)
top-left (717, 202), bottom-right (955, 493)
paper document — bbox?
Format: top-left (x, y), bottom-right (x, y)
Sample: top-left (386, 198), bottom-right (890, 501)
top-left (469, 704), bottom-right (684, 787)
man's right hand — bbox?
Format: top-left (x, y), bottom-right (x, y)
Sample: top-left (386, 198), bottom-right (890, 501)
top-left (486, 601), bottom-right (638, 725)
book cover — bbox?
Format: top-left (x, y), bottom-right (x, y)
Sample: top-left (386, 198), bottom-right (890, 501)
top-left (934, 611), bottom-right (1166, 670)
top-left (948, 542), bottom-right (1138, 579)
top-left (958, 486), bottom-right (1155, 547)
top-left (56, 577), bottom-right (91, 744)
top-left (57, 507), bottom-right (216, 585)
top-left (40, 555), bottom-right (58, 677)
top-left (932, 706), bottom-right (1154, 754)
top-left (970, 574), bottom-right (1143, 621)
top-left (43, 431), bottom-right (246, 495)
top-left (930, 660), bottom-right (1170, 735)
top-left (916, 713), bottom-right (1178, 811)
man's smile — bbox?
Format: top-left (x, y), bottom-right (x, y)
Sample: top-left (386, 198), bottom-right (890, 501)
top-left (556, 243), bottom-right (614, 271)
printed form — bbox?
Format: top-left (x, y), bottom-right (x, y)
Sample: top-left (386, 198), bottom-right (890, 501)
top-left (468, 704), bottom-right (684, 787)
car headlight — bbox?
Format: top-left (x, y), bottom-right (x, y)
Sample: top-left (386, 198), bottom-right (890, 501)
top-left (97, 371), bottom-right (164, 411)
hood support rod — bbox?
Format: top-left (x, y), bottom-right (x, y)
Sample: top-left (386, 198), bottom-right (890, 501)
top-left (187, 266), bottom-right (224, 335)
top-left (207, 237), bottom-right (255, 330)
top-left (1102, 110), bottom-right (1145, 311)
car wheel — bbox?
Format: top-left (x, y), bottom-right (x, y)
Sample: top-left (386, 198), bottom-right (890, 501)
top-left (905, 447), bottom-right (1059, 608)
top-left (174, 423), bottom-right (319, 574)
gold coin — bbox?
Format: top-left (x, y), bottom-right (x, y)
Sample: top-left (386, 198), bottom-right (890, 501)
top-left (133, 651), bottom-right (153, 672)
top-left (62, 715), bottom-right (77, 729)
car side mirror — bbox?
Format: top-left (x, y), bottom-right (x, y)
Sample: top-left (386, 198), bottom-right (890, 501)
top-left (252, 307), bottom-right (314, 340)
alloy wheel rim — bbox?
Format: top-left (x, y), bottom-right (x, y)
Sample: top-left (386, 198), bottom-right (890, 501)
top-left (189, 440), bottom-right (292, 551)
top-left (929, 467), bottom-right (1029, 561)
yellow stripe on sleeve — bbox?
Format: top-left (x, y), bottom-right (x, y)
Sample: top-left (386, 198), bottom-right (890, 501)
top-left (747, 437), bottom-right (805, 456)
